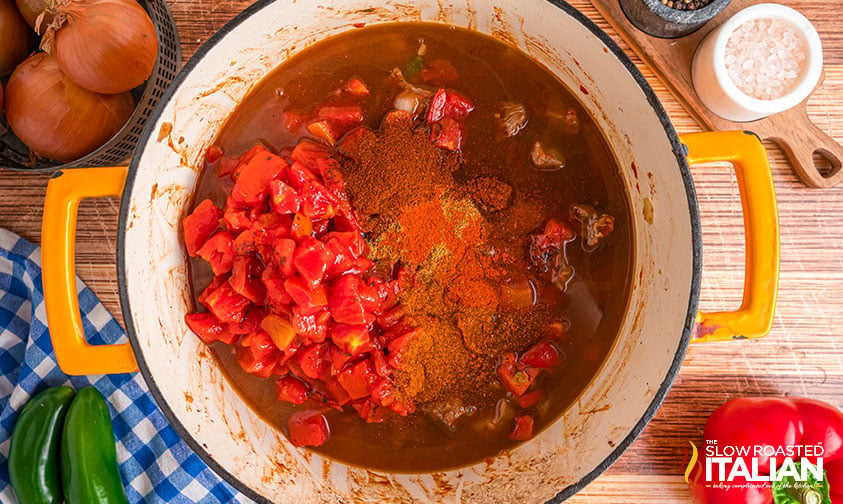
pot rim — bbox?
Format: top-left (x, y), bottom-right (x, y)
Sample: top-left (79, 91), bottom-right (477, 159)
top-left (117, 0), bottom-right (702, 501)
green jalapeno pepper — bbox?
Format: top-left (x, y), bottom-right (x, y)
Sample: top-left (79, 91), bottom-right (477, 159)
top-left (9, 386), bottom-right (76, 504)
top-left (61, 386), bottom-right (128, 504)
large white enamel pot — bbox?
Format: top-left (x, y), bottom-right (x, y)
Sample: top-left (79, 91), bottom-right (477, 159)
top-left (40, 1), bottom-right (781, 502)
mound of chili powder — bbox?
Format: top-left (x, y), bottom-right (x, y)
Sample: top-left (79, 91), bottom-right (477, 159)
top-left (338, 110), bottom-right (546, 406)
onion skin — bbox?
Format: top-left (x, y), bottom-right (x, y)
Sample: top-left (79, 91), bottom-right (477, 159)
top-left (52, 0), bottom-right (157, 94)
top-left (5, 52), bottom-right (135, 162)
top-left (0, 0), bottom-right (33, 76)
top-left (15, 0), bottom-right (54, 30)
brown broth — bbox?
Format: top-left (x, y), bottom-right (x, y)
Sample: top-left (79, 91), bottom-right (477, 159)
top-left (190, 22), bottom-right (633, 472)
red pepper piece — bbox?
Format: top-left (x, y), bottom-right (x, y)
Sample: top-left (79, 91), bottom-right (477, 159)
top-left (288, 410), bottom-right (330, 447)
top-left (337, 359), bottom-right (377, 400)
top-left (509, 414), bottom-right (534, 441)
top-left (298, 342), bottom-right (330, 380)
top-left (226, 306), bottom-right (264, 336)
top-left (342, 77), bottom-right (369, 98)
top-left (426, 89), bottom-right (474, 123)
top-left (421, 59), bottom-right (458, 84)
top-left (288, 161), bottom-right (320, 191)
top-left (276, 375), bottom-right (309, 405)
top-left (293, 237), bottom-right (335, 288)
top-left (203, 281), bottom-right (250, 324)
top-left (290, 212), bottom-right (313, 241)
top-left (230, 255), bottom-right (266, 305)
top-left (330, 323), bottom-right (372, 356)
top-left (316, 105), bottom-right (364, 136)
top-left (231, 150), bottom-right (287, 208)
top-left (268, 179), bottom-right (301, 215)
top-left (496, 361), bottom-right (540, 397)
top-left (516, 390), bottom-right (545, 409)
top-left (260, 313), bottom-right (297, 351)
top-left (329, 275), bottom-right (373, 325)
top-left (299, 180), bottom-right (338, 220)
top-left (520, 341), bottom-right (561, 369)
top-left (206, 145), bottom-right (223, 163)
top-left (284, 276), bottom-right (328, 315)
top-left (185, 313), bottom-right (237, 345)
top-left (292, 307), bottom-right (329, 343)
top-left (430, 117), bottom-right (463, 151)
top-left (183, 199), bottom-right (222, 257)
top-left (196, 231), bottom-right (235, 276)
top-left (291, 140), bottom-right (331, 168)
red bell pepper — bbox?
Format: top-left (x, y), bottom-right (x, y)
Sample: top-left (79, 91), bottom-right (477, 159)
top-left (690, 397), bottom-right (843, 504)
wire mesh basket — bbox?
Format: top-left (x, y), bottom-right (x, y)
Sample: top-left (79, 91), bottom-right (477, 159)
top-left (0, 0), bottom-right (181, 172)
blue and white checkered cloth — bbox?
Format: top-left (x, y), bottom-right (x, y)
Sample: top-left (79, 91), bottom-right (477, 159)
top-left (0, 228), bottom-right (248, 503)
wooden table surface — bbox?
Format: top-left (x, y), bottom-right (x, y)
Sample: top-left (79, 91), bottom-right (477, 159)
top-left (1, 1), bottom-right (842, 502)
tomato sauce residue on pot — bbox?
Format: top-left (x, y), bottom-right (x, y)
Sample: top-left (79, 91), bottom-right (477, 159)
top-left (184, 23), bottom-right (633, 472)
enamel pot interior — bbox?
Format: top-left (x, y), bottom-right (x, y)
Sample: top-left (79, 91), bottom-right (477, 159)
top-left (119, 0), bottom-right (701, 502)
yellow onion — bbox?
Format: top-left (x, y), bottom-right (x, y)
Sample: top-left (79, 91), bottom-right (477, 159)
top-left (44, 0), bottom-right (157, 94)
top-left (5, 52), bottom-right (135, 162)
top-left (0, 0), bottom-right (33, 76)
top-left (15, 0), bottom-right (54, 30)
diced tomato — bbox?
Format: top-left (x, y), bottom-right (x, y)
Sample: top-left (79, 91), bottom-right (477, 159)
top-left (356, 279), bottom-right (380, 314)
top-left (520, 341), bottom-right (561, 369)
top-left (185, 313), bottom-right (237, 345)
top-left (324, 239), bottom-right (356, 279)
top-left (261, 313), bottom-right (297, 351)
top-left (298, 342), bottom-right (330, 379)
top-left (276, 375), bottom-right (309, 405)
top-left (261, 264), bottom-right (293, 311)
top-left (509, 414), bottom-right (534, 441)
top-left (330, 323), bottom-right (372, 356)
top-left (516, 390), bottom-right (545, 409)
top-left (421, 59), bottom-right (458, 84)
top-left (330, 350), bottom-right (355, 376)
top-left (241, 331), bottom-right (278, 360)
top-left (198, 276), bottom-right (226, 306)
top-left (378, 304), bottom-right (405, 329)
top-left (299, 180), bottom-right (338, 220)
top-left (388, 396), bottom-right (415, 416)
top-left (291, 212), bottom-right (313, 240)
top-left (323, 377), bottom-right (351, 406)
top-left (430, 117), bottom-right (463, 151)
top-left (352, 400), bottom-right (392, 424)
top-left (292, 308), bottom-right (330, 342)
top-left (236, 345), bottom-right (278, 378)
top-left (283, 111), bottom-right (307, 133)
top-left (316, 105), bottom-right (364, 136)
top-left (218, 156), bottom-right (239, 178)
top-left (183, 199), bottom-right (222, 256)
top-left (288, 410), bottom-right (330, 447)
top-left (227, 305), bottom-right (264, 335)
top-left (342, 77), bottom-right (369, 98)
top-left (230, 255), bottom-right (266, 305)
top-left (206, 145), bottom-right (224, 163)
top-left (370, 350), bottom-right (391, 378)
top-left (293, 238), bottom-right (335, 288)
top-left (306, 120), bottom-right (336, 144)
top-left (385, 328), bottom-right (419, 370)
top-left (291, 140), bottom-right (331, 168)
top-left (543, 218), bottom-right (576, 243)
top-left (328, 275), bottom-right (373, 326)
top-left (322, 231), bottom-right (365, 257)
top-left (370, 378), bottom-right (395, 407)
top-left (270, 238), bottom-right (295, 277)
top-left (288, 161), bottom-right (319, 191)
top-left (268, 179), bottom-right (301, 215)
top-left (496, 361), bottom-right (541, 397)
top-left (284, 276), bottom-right (328, 315)
top-left (196, 231), bottom-right (235, 275)
top-left (426, 89), bottom-right (474, 123)
top-left (231, 150), bottom-right (288, 208)
top-left (337, 359), bottom-right (377, 400)
top-left (203, 281), bottom-right (250, 324)
top-left (223, 197), bottom-right (251, 232)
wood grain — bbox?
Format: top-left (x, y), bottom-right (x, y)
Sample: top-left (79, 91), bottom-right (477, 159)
top-left (590, 0), bottom-right (843, 188)
top-left (0, 1), bottom-right (841, 502)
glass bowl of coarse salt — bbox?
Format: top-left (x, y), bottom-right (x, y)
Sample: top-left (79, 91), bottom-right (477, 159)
top-left (692, 3), bottom-right (823, 122)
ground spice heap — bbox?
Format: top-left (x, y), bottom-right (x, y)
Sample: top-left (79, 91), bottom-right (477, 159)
top-left (339, 110), bottom-right (544, 409)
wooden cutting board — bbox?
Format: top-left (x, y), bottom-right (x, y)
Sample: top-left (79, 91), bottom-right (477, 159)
top-left (589, 0), bottom-right (843, 188)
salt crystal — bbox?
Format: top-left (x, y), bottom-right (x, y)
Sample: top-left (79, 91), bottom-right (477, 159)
top-left (724, 18), bottom-right (807, 100)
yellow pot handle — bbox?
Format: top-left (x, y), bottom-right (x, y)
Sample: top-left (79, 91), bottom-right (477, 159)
top-left (42, 167), bottom-right (138, 375)
top-left (680, 131), bottom-right (780, 342)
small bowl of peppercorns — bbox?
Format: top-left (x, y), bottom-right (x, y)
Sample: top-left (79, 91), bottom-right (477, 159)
top-left (619, 0), bottom-right (732, 38)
